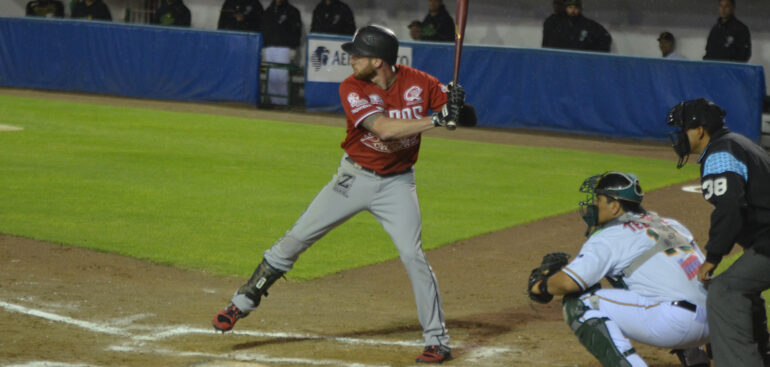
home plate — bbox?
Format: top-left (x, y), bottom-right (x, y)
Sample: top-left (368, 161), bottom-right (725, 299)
top-left (0, 124), bottom-right (23, 131)
top-left (681, 185), bottom-right (702, 194)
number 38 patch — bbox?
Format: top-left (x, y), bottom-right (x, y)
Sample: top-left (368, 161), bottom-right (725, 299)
top-left (702, 177), bottom-right (727, 200)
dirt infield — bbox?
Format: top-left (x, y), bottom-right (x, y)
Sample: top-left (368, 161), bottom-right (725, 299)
top-left (0, 89), bottom-right (714, 367)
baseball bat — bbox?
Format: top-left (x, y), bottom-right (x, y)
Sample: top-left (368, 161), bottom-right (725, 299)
top-left (446, 0), bottom-right (469, 130)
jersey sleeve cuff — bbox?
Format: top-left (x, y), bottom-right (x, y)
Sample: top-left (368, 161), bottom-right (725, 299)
top-left (353, 108), bottom-right (385, 128)
top-left (561, 266), bottom-right (587, 291)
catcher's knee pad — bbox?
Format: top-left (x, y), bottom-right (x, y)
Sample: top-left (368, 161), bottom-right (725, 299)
top-left (562, 295), bottom-right (635, 367)
top-left (237, 258), bottom-right (285, 305)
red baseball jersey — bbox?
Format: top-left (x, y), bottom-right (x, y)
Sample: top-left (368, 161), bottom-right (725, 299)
top-left (339, 65), bottom-right (448, 175)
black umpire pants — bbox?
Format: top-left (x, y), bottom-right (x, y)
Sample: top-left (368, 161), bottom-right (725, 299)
top-left (708, 248), bottom-right (770, 367)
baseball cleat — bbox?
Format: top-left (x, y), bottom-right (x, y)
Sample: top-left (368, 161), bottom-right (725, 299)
top-left (212, 303), bottom-right (245, 332)
top-left (416, 345), bottom-right (452, 363)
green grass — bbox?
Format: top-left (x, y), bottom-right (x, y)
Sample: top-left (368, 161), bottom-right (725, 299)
top-left (0, 95), bottom-right (699, 279)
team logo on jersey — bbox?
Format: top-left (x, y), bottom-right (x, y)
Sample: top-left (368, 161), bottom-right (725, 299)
top-left (347, 92), bottom-right (371, 113)
top-left (579, 29), bottom-right (589, 42)
top-left (725, 36), bottom-right (734, 47)
top-left (368, 94), bottom-right (384, 106)
top-left (404, 85), bottom-right (423, 106)
top-left (360, 132), bottom-right (419, 153)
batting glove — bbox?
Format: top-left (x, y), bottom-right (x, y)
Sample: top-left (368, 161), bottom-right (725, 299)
top-left (431, 105), bottom-right (451, 127)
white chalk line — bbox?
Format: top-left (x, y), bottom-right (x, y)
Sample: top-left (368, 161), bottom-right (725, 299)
top-left (1, 300), bottom-right (467, 366)
top-left (464, 346), bottom-right (515, 362)
top-left (0, 301), bottom-right (128, 336)
top-left (108, 343), bottom-right (389, 367)
top-left (5, 363), bottom-right (100, 367)
top-left (125, 325), bottom-right (422, 347)
top-left (0, 300), bottom-right (420, 346)
top-left (0, 124), bottom-right (23, 131)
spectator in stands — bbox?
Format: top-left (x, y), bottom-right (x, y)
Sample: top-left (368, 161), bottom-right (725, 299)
top-left (704, 0), bottom-right (751, 62)
top-left (421, 0), bottom-right (454, 42)
top-left (551, 0), bottom-right (612, 53)
top-left (658, 31), bottom-right (686, 60)
top-left (71, 0), bottom-right (112, 21)
top-left (217, 0), bottom-right (263, 32)
top-left (26, 0), bottom-right (65, 18)
top-left (262, 0), bottom-right (302, 106)
top-left (152, 0), bottom-right (191, 27)
top-left (542, 0), bottom-right (568, 48)
top-left (68, 0), bottom-right (78, 17)
top-left (262, 0), bottom-right (302, 48)
top-left (310, 0), bottom-right (356, 36)
top-left (408, 20), bottom-right (423, 41)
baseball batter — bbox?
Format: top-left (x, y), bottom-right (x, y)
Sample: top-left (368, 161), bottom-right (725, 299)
top-left (528, 172), bottom-right (710, 367)
top-left (212, 25), bottom-right (470, 364)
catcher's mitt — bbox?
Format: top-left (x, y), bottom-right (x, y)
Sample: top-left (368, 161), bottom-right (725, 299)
top-left (527, 252), bottom-right (570, 304)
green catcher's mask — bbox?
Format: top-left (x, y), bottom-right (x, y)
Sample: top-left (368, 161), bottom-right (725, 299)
top-left (578, 172), bottom-right (643, 236)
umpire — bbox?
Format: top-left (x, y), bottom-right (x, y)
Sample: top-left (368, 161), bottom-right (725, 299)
top-left (667, 98), bottom-right (770, 366)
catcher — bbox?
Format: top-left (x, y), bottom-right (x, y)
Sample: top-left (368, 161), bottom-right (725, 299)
top-left (527, 172), bottom-right (710, 367)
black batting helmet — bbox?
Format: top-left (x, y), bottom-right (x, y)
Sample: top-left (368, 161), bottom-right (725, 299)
top-left (666, 98), bottom-right (726, 168)
top-left (342, 25), bottom-right (399, 66)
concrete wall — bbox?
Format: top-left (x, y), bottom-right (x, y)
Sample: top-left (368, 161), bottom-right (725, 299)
top-left (3, 0), bottom-right (768, 90)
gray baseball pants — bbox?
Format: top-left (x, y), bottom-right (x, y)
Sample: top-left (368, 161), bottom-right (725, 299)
top-left (707, 247), bottom-right (770, 367)
top-left (264, 154), bottom-right (450, 347)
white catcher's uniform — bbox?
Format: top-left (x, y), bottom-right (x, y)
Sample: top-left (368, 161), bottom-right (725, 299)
top-left (563, 213), bottom-right (709, 366)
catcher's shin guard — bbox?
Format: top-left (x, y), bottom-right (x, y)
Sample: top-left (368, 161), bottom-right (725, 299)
top-left (563, 295), bottom-right (635, 367)
top-left (212, 258), bottom-right (285, 332)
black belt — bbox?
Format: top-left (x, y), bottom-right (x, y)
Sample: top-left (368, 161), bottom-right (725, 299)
top-left (671, 300), bottom-right (697, 312)
top-left (344, 156), bottom-right (411, 177)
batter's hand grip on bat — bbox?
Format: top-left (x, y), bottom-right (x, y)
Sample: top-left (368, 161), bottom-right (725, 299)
top-left (445, 81), bottom-right (464, 131)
